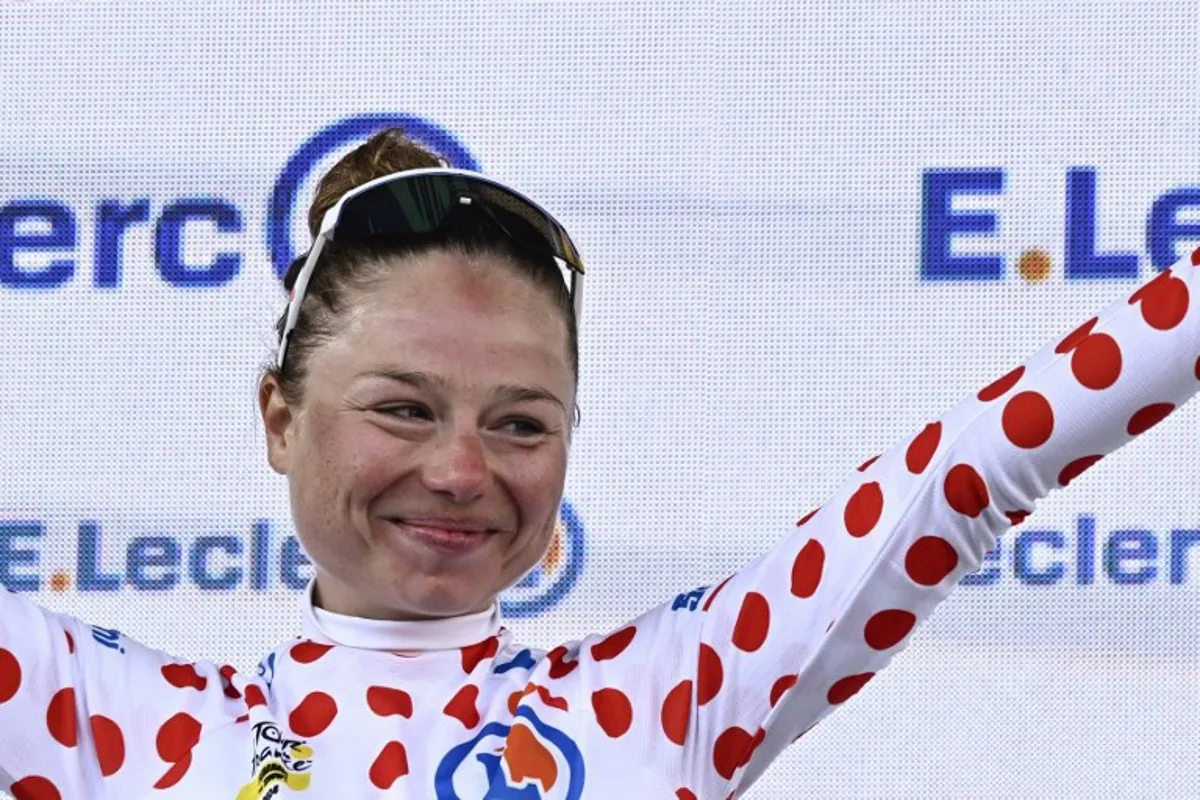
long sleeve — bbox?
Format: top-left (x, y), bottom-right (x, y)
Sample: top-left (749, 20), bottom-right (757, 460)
top-left (546, 252), bottom-right (1200, 799)
top-left (0, 586), bottom-right (246, 799)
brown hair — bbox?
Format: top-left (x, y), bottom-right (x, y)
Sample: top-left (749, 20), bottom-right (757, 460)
top-left (265, 128), bottom-right (579, 410)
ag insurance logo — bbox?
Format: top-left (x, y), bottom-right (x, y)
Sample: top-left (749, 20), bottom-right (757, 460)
top-left (0, 113), bottom-right (480, 289)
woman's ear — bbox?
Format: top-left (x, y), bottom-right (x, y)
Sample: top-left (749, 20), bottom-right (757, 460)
top-left (259, 374), bottom-right (295, 475)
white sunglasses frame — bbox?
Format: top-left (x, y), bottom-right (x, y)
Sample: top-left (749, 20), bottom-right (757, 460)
top-left (275, 167), bottom-right (585, 370)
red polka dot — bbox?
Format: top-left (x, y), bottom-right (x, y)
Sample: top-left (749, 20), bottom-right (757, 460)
top-left (592, 688), bottom-right (632, 738)
top-left (769, 674), bottom-right (798, 708)
top-left (64, 630), bottom-right (74, 655)
top-left (1056, 317), bottom-right (1099, 354)
top-left (844, 482), bottom-right (884, 537)
top-left (702, 576), bottom-right (732, 611)
top-left (219, 665), bottom-right (241, 699)
top-left (1128, 403), bottom-right (1175, 436)
top-left (1193, 246), bottom-right (1200, 265)
top-left (90, 715), bottom-right (125, 777)
top-left (443, 685), bottom-right (481, 729)
top-left (790, 539), bottom-right (824, 599)
top-left (864, 610), bottom-right (917, 650)
top-left (906, 422), bottom-right (941, 474)
top-left (856, 454), bottom-right (880, 472)
top-left (697, 644), bottom-right (723, 705)
top-left (461, 636), bottom-right (500, 674)
top-left (161, 663), bottom-right (207, 691)
top-left (290, 692), bottom-right (337, 737)
top-left (244, 684), bottom-right (267, 709)
top-left (1005, 509), bottom-right (1031, 526)
top-left (546, 646), bottom-right (579, 679)
top-left (535, 684), bottom-right (569, 712)
top-left (153, 751), bottom-right (192, 790)
top-left (10, 776), bottom-right (61, 800)
top-left (944, 464), bottom-right (989, 517)
top-left (747, 727), bottom-right (766, 759)
top-left (1195, 354), bottom-right (1200, 380)
top-left (0, 647), bottom-right (21, 703)
top-left (731, 592), bottom-right (770, 652)
top-left (978, 366), bottom-right (1024, 402)
top-left (827, 672), bottom-right (875, 704)
top-left (661, 680), bottom-right (692, 745)
top-left (367, 686), bottom-right (413, 718)
top-left (676, 790), bottom-right (698, 800)
top-left (369, 741), bottom-right (409, 790)
top-left (289, 641), bottom-right (333, 664)
top-left (1130, 269), bottom-right (1190, 330)
top-left (1002, 391), bottom-right (1055, 449)
top-left (1058, 454), bottom-right (1103, 487)
top-left (156, 712), bottom-right (202, 763)
top-left (46, 688), bottom-right (77, 747)
top-left (1071, 333), bottom-right (1123, 390)
top-left (905, 536), bottom-right (960, 586)
top-left (712, 726), bottom-right (754, 780)
top-left (591, 626), bottom-right (636, 661)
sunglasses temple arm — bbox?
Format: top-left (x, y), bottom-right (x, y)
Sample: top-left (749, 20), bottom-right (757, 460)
top-left (276, 235), bottom-right (328, 370)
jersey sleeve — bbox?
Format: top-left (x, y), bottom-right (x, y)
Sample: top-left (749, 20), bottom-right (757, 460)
top-left (548, 253), bottom-right (1200, 799)
top-left (0, 586), bottom-right (247, 799)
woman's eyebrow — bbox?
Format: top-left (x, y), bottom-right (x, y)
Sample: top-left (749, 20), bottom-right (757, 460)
top-left (363, 369), bottom-right (441, 390)
top-left (362, 370), bottom-right (565, 411)
top-left (491, 385), bottom-right (565, 412)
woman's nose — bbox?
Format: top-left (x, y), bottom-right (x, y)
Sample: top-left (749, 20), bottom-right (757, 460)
top-left (419, 430), bottom-right (489, 503)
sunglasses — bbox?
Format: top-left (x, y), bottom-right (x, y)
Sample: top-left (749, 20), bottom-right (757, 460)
top-left (276, 168), bottom-right (586, 369)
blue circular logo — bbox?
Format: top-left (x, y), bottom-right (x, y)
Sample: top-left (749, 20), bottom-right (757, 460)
top-left (500, 501), bottom-right (585, 619)
top-left (267, 113), bottom-right (481, 279)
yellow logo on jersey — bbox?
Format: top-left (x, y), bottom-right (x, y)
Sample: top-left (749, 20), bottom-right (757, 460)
top-left (236, 721), bottom-right (314, 799)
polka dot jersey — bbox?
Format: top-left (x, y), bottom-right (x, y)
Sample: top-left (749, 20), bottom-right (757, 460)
top-left (2, 251), bottom-right (1199, 799)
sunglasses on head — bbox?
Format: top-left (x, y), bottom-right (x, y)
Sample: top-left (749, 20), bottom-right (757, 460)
top-left (277, 168), bottom-right (586, 369)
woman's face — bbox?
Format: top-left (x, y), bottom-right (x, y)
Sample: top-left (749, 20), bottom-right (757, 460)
top-left (259, 250), bottom-right (575, 620)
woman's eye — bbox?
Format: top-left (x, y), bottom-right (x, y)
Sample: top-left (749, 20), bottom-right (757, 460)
top-left (379, 405), bottom-right (431, 420)
top-left (499, 418), bottom-right (545, 436)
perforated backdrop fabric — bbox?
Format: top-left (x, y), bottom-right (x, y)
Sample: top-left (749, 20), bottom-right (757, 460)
top-left (1, 1), bottom-right (1198, 798)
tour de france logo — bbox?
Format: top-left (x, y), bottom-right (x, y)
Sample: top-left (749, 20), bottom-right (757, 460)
top-left (434, 706), bottom-right (585, 799)
top-left (236, 721), bottom-right (315, 800)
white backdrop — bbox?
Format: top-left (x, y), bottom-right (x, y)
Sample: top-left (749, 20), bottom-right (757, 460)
top-left (1, 1), bottom-right (1198, 797)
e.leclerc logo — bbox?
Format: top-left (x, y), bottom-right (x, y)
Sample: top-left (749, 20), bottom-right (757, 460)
top-left (920, 167), bottom-right (1200, 282)
top-left (0, 114), bottom-right (585, 618)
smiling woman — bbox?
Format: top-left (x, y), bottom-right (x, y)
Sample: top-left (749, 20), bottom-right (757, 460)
top-left (1, 127), bottom-right (1199, 800)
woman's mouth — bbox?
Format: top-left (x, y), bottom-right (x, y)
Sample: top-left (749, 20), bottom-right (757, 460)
top-left (385, 519), bottom-right (496, 554)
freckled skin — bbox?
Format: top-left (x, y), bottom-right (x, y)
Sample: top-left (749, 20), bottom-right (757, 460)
top-left (259, 250), bottom-right (575, 621)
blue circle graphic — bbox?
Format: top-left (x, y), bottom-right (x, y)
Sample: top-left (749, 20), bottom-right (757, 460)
top-left (267, 114), bottom-right (480, 279)
top-left (500, 500), bottom-right (585, 619)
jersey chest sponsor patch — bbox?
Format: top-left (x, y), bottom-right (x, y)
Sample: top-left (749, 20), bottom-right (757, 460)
top-left (435, 706), bottom-right (584, 799)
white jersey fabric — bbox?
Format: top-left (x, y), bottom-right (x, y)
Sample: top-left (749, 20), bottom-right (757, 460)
top-left (3, 253), bottom-right (1200, 800)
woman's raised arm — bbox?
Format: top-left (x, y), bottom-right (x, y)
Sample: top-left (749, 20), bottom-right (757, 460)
top-left (0, 582), bottom-right (247, 797)
top-left (536, 251), bottom-right (1199, 799)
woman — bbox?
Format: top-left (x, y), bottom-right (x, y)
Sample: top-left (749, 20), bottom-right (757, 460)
top-left (0, 128), bottom-right (1196, 800)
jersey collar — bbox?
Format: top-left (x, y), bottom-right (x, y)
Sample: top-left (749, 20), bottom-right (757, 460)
top-left (299, 579), bottom-right (504, 652)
